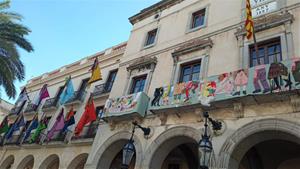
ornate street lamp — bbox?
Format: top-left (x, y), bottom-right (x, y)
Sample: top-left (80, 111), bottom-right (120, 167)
top-left (199, 112), bottom-right (222, 169)
top-left (121, 121), bottom-right (150, 169)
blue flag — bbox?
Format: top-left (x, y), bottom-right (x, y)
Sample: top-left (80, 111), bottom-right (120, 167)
top-left (5, 115), bottom-right (26, 140)
top-left (59, 77), bottom-right (74, 105)
top-left (23, 116), bottom-right (39, 141)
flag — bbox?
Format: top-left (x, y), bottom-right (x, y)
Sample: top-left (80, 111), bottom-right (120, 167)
top-left (88, 57), bottom-right (102, 84)
top-left (0, 116), bottom-right (9, 134)
top-left (5, 114), bottom-right (26, 140)
top-left (62, 108), bottom-right (76, 133)
top-left (47, 108), bottom-right (65, 140)
top-left (59, 77), bottom-right (75, 105)
top-left (23, 114), bottom-right (39, 141)
top-left (30, 117), bottom-right (48, 143)
top-left (75, 96), bottom-right (97, 136)
top-left (12, 87), bottom-right (29, 115)
top-left (245, 0), bottom-right (254, 40)
top-left (32, 84), bottom-right (50, 110)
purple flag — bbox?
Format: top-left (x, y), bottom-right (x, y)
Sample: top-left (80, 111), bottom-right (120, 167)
top-left (47, 109), bottom-right (65, 140)
top-left (33, 84), bottom-right (50, 109)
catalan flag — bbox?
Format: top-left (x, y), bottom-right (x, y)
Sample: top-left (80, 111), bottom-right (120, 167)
top-left (88, 57), bottom-right (102, 84)
top-left (245, 0), bottom-right (254, 40)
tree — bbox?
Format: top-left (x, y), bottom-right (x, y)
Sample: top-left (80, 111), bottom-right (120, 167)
top-left (0, 0), bottom-right (33, 99)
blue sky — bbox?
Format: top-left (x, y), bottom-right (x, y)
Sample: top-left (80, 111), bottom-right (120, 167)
top-left (1, 0), bottom-right (160, 103)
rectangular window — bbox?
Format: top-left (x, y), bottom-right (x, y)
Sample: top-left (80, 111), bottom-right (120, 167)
top-left (145, 29), bottom-right (158, 47)
top-left (249, 37), bottom-right (282, 67)
top-left (105, 70), bottom-right (118, 92)
top-left (179, 61), bottom-right (201, 83)
top-left (54, 86), bottom-right (64, 103)
top-left (130, 75), bottom-right (147, 94)
top-left (191, 9), bottom-right (206, 29)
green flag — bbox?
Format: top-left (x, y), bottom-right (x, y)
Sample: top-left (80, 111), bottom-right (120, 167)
top-left (0, 117), bottom-right (9, 134)
top-left (29, 120), bottom-right (47, 143)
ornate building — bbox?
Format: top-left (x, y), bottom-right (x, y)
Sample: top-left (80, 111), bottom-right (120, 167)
top-left (0, 0), bottom-right (300, 169)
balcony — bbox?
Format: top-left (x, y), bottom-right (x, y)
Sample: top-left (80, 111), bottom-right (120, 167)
top-left (42, 98), bottom-right (59, 111)
top-left (71, 121), bottom-right (99, 145)
top-left (24, 103), bottom-right (37, 114)
top-left (9, 106), bottom-right (23, 116)
top-left (92, 84), bottom-right (110, 98)
top-left (64, 91), bottom-right (87, 106)
top-left (103, 92), bottom-right (149, 121)
top-left (149, 59), bottom-right (300, 113)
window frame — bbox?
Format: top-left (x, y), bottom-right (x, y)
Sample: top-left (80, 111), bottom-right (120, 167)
top-left (105, 69), bottom-right (118, 92)
top-left (186, 6), bottom-right (208, 33)
top-left (249, 37), bottom-right (282, 67)
top-left (179, 61), bottom-right (201, 83)
top-left (143, 28), bottom-right (159, 49)
top-left (130, 75), bottom-right (147, 94)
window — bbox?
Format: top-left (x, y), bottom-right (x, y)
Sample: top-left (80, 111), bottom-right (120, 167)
top-left (249, 38), bottom-right (282, 67)
top-left (180, 62), bottom-right (201, 83)
top-left (191, 9), bottom-right (206, 29)
top-left (78, 79), bottom-right (89, 92)
top-left (54, 86), bottom-right (64, 103)
top-left (130, 75), bottom-right (147, 94)
top-left (105, 70), bottom-right (118, 92)
top-left (145, 29), bottom-right (158, 47)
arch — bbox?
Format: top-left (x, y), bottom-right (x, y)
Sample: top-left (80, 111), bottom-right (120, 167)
top-left (92, 131), bottom-right (143, 169)
top-left (67, 153), bottom-right (88, 169)
top-left (0, 155), bottom-right (14, 169)
top-left (218, 118), bottom-right (300, 169)
top-left (17, 155), bottom-right (34, 169)
top-left (142, 126), bottom-right (201, 169)
top-left (39, 154), bottom-right (59, 169)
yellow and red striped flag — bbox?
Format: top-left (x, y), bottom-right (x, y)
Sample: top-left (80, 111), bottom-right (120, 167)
top-left (245, 0), bottom-right (254, 40)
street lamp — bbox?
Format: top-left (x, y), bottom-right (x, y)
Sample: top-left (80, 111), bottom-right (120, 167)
top-left (121, 121), bottom-right (150, 169)
top-left (199, 112), bottom-right (222, 169)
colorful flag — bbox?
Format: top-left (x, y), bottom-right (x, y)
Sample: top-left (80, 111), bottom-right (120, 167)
top-left (32, 84), bottom-right (50, 110)
top-left (62, 108), bottom-right (76, 133)
top-left (23, 114), bottom-right (39, 141)
top-left (5, 114), bottom-right (25, 140)
top-left (245, 0), bottom-right (254, 40)
top-left (74, 96), bottom-right (97, 136)
top-left (47, 108), bottom-right (65, 140)
top-left (30, 117), bottom-right (48, 143)
top-left (59, 77), bottom-right (75, 105)
top-left (88, 57), bottom-right (102, 84)
top-left (12, 87), bottom-right (30, 115)
top-left (0, 116), bottom-right (9, 134)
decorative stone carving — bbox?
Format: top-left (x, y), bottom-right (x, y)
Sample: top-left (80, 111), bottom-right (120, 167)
top-left (172, 38), bottom-right (213, 58)
top-left (290, 95), bottom-right (300, 113)
top-left (233, 102), bottom-right (244, 118)
top-left (159, 113), bottom-right (168, 125)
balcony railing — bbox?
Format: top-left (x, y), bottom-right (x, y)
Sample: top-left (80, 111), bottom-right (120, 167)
top-left (103, 92), bottom-right (149, 121)
top-left (9, 106), bottom-right (23, 115)
top-left (149, 59), bottom-right (300, 113)
top-left (72, 121), bottom-right (99, 140)
top-left (24, 103), bottom-right (37, 113)
top-left (42, 98), bottom-right (59, 111)
top-left (92, 84), bottom-right (110, 97)
top-left (64, 91), bottom-right (87, 105)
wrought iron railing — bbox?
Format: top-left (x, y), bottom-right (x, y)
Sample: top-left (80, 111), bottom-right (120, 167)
top-left (65, 91), bottom-right (86, 104)
top-left (24, 103), bottom-right (36, 113)
top-left (72, 121), bottom-right (99, 140)
top-left (42, 98), bottom-right (59, 110)
top-left (92, 84), bottom-right (110, 97)
top-left (10, 106), bottom-right (22, 115)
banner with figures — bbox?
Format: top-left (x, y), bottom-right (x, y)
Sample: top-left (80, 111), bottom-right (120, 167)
top-left (150, 59), bottom-right (299, 110)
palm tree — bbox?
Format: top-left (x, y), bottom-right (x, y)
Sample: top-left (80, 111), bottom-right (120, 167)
top-left (0, 0), bottom-right (33, 99)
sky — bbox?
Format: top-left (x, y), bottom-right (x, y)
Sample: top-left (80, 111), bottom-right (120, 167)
top-left (1, 0), bottom-right (160, 104)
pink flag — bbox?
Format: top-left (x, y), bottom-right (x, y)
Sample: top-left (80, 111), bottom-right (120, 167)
top-left (33, 84), bottom-right (50, 109)
top-left (47, 108), bottom-right (65, 140)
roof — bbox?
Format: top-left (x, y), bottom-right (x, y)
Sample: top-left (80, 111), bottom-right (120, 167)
top-left (129, 0), bottom-right (184, 25)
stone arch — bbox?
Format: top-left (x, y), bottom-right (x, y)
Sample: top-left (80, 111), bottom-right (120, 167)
top-left (92, 131), bottom-right (143, 169)
top-left (0, 155), bottom-right (14, 169)
top-left (16, 155), bottom-right (34, 169)
top-left (67, 153), bottom-right (88, 169)
top-left (218, 118), bottom-right (300, 169)
top-left (39, 154), bottom-right (59, 169)
top-left (142, 126), bottom-right (201, 169)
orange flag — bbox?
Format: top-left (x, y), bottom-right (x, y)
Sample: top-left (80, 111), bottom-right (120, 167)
top-left (245, 0), bottom-right (254, 40)
top-left (74, 96), bottom-right (97, 136)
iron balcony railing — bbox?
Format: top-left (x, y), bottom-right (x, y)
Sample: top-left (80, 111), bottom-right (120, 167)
top-left (10, 106), bottom-right (23, 115)
top-left (64, 90), bottom-right (87, 105)
top-left (72, 121), bottom-right (99, 140)
top-left (42, 98), bottom-right (59, 110)
top-left (92, 84), bottom-right (110, 97)
top-left (24, 103), bottom-right (36, 113)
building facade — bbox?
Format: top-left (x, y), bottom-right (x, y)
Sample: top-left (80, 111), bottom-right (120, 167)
top-left (1, 0), bottom-right (300, 169)
top-left (0, 99), bottom-right (13, 122)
